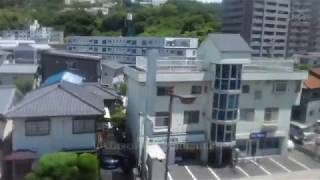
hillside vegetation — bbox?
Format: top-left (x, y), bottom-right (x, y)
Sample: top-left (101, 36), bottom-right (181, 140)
top-left (0, 0), bottom-right (221, 40)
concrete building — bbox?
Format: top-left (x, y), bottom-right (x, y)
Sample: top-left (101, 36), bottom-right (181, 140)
top-left (293, 52), bottom-right (320, 68)
top-left (222, 0), bottom-right (291, 58)
top-left (1, 20), bottom-right (64, 44)
top-left (66, 36), bottom-right (198, 64)
top-left (286, 0), bottom-right (312, 57)
top-left (125, 34), bottom-right (307, 169)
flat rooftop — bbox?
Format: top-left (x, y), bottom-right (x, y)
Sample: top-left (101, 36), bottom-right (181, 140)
top-left (0, 64), bottom-right (38, 74)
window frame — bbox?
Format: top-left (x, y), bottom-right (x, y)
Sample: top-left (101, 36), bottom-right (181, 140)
top-left (191, 85), bottom-right (202, 95)
top-left (242, 85), bottom-right (250, 94)
top-left (264, 107), bottom-right (279, 122)
top-left (25, 118), bottom-right (50, 136)
top-left (157, 86), bottom-right (173, 96)
top-left (72, 117), bottom-right (96, 134)
top-left (183, 110), bottom-right (200, 124)
top-left (155, 112), bottom-right (169, 127)
top-left (240, 108), bottom-right (255, 121)
top-left (273, 81), bottom-right (287, 93)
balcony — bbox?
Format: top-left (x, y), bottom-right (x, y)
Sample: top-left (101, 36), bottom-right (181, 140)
top-left (262, 121), bottom-right (278, 132)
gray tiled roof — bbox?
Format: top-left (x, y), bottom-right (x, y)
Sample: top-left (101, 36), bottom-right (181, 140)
top-left (43, 50), bottom-right (102, 61)
top-left (0, 86), bottom-right (19, 115)
top-left (82, 83), bottom-right (119, 100)
top-left (208, 33), bottom-right (252, 53)
top-left (6, 81), bottom-right (105, 118)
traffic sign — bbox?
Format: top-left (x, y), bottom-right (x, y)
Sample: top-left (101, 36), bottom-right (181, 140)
top-left (250, 132), bottom-right (267, 139)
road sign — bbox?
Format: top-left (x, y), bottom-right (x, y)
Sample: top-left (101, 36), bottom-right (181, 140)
top-left (250, 132), bottom-right (267, 139)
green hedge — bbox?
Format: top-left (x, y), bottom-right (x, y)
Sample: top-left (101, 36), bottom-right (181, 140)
top-left (26, 152), bottom-right (99, 180)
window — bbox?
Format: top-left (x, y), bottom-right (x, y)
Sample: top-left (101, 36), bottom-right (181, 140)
top-left (254, 90), bottom-right (262, 100)
top-left (155, 112), bottom-right (169, 127)
top-left (264, 108), bottom-right (279, 121)
top-left (191, 86), bottom-right (202, 94)
top-left (211, 123), bottom-right (216, 141)
top-left (240, 109), bottom-right (255, 121)
top-left (25, 119), bottom-right (50, 136)
top-left (184, 111), bottom-right (200, 124)
top-left (273, 81), bottom-right (287, 92)
top-left (309, 110), bottom-right (314, 116)
top-left (73, 118), bottom-right (95, 134)
top-left (242, 85), bottom-right (250, 93)
top-left (157, 87), bottom-right (173, 96)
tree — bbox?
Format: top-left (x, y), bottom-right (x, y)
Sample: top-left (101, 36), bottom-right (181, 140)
top-left (15, 79), bottom-right (33, 95)
top-left (111, 107), bottom-right (126, 127)
top-left (25, 152), bottom-right (99, 180)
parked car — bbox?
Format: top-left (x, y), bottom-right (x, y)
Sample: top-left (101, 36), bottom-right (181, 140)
top-left (98, 148), bottom-right (135, 173)
top-left (99, 154), bottom-right (121, 170)
top-left (290, 122), bottom-right (315, 144)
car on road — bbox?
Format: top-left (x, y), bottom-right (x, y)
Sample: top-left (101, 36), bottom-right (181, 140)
top-left (290, 122), bottom-right (315, 144)
top-left (99, 154), bottom-right (122, 170)
top-left (98, 148), bottom-right (135, 173)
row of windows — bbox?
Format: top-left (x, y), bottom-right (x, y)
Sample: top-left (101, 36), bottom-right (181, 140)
top-left (157, 85), bottom-right (205, 96)
top-left (215, 64), bottom-right (242, 79)
top-left (25, 118), bottom-right (95, 136)
top-left (242, 81), bottom-right (301, 96)
top-left (154, 111), bottom-right (200, 127)
top-left (240, 107), bottom-right (279, 122)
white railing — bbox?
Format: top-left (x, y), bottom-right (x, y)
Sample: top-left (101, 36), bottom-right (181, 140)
top-left (136, 56), bottom-right (204, 72)
top-left (244, 59), bottom-right (295, 72)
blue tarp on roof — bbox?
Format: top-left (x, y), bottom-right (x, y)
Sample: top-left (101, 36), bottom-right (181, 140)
top-left (42, 71), bottom-right (84, 86)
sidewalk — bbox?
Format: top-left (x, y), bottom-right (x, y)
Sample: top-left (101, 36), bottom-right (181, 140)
top-left (239, 169), bottom-right (320, 180)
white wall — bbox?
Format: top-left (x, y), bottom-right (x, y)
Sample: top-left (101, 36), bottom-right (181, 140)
top-left (305, 100), bottom-right (320, 125)
top-left (12, 117), bottom-right (96, 156)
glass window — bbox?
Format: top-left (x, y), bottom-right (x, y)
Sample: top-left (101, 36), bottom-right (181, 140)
top-left (217, 124), bottom-right (224, 142)
top-left (26, 119), bottom-right (50, 136)
top-left (219, 94), bottom-right (227, 109)
top-left (155, 112), bottom-right (169, 127)
top-left (230, 80), bottom-right (236, 90)
top-left (213, 93), bottom-right (219, 108)
top-left (264, 107), bottom-right (279, 121)
top-left (222, 65), bottom-right (230, 78)
top-left (228, 95), bottom-right (236, 109)
top-left (73, 118), bottom-right (95, 134)
top-left (191, 86), bottom-right (202, 94)
top-left (212, 110), bottom-right (217, 119)
top-left (221, 80), bottom-right (229, 90)
top-left (273, 81), bottom-right (287, 93)
top-left (240, 109), bottom-right (255, 121)
top-left (157, 87), bottom-right (173, 96)
top-left (231, 65), bottom-right (238, 78)
top-left (211, 124), bottom-right (216, 141)
top-left (215, 80), bottom-right (220, 89)
top-left (218, 110), bottom-right (226, 120)
top-left (184, 111), bottom-right (200, 124)
top-left (216, 65), bottom-right (221, 78)
top-left (242, 85), bottom-right (250, 93)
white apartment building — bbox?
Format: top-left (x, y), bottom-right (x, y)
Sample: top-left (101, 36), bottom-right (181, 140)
top-left (125, 34), bottom-right (307, 168)
top-left (66, 36), bottom-right (198, 64)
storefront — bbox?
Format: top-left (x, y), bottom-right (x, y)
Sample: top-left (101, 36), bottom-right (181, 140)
top-left (148, 133), bottom-right (207, 164)
top-left (236, 137), bottom-right (282, 157)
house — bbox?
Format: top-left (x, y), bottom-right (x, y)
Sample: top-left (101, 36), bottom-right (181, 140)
top-left (0, 64), bottom-right (38, 86)
top-left (125, 34), bottom-right (307, 169)
top-left (292, 68), bottom-right (320, 126)
top-left (40, 50), bottom-right (102, 83)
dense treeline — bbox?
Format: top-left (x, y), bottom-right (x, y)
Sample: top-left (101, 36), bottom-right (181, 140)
top-left (0, 0), bottom-right (221, 40)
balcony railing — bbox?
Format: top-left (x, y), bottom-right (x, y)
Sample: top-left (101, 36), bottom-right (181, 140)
top-left (136, 56), bottom-right (204, 72)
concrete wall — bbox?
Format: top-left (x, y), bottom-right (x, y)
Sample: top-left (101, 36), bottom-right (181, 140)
top-left (12, 117), bottom-right (96, 156)
top-left (305, 100), bottom-right (320, 125)
top-left (0, 74), bottom-right (34, 85)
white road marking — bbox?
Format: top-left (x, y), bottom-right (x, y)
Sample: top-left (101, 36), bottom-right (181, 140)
top-left (207, 166), bottom-right (221, 180)
top-left (235, 165), bottom-right (250, 177)
top-left (185, 166), bottom-right (198, 180)
top-left (288, 156), bottom-right (311, 170)
top-left (269, 158), bottom-right (291, 172)
top-left (250, 160), bottom-right (272, 175)
top-left (168, 172), bottom-right (173, 180)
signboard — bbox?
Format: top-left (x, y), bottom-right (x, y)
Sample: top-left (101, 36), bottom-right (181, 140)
top-left (148, 133), bottom-right (205, 144)
top-left (250, 132), bottom-right (267, 140)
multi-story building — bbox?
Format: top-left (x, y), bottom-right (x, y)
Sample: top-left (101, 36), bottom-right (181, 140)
top-left (125, 34), bottom-right (307, 168)
top-left (222, 0), bottom-right (291, 58)
top-left (286, 0), bottom-right (312, 57)
top-left (1, 20), bottom-right (64, 44)
top-left (66, 36), bottom-right (198, 64)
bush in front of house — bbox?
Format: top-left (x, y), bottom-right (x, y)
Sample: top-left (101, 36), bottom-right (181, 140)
top-left (25, 152), bottom-right (99, 180)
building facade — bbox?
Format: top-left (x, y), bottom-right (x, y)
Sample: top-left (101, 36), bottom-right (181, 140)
top-left (125, 34), bottom-right (307, 168)
top-left (222, 0), bottom-right (291, 58)
top-left (66, 36), bottom-right (198, 64)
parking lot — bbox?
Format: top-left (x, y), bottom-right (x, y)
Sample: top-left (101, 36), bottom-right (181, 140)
top-left (168, 150), bottom-right (320, 180)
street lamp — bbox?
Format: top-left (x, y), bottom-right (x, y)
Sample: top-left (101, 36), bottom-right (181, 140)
top-left (164, 92), bottom-right (196, 180)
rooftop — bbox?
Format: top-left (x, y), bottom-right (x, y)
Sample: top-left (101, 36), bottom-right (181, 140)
top-left (6, 81), bottom-right (105, 118)
top-left (43, 50), bottom-right (102, 61)
top-left (0, 86), bottom-right (21, 115)
top-left (208, 33), bottom-right (252, 53)
top-left (0, 64), bottom-right (38, 74)
top-left (304, 68), bottom-right (320, 89)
